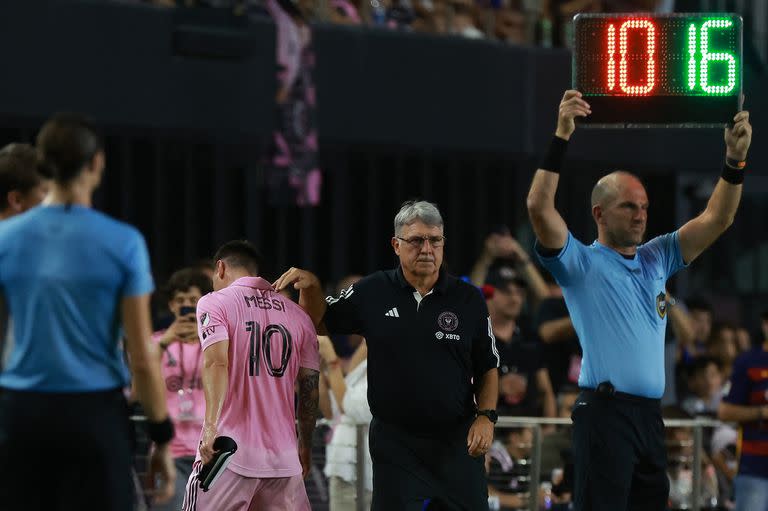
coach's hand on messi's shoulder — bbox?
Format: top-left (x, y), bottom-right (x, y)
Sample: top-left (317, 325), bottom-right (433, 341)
top-left (273, 267), bottom-right (321, 292)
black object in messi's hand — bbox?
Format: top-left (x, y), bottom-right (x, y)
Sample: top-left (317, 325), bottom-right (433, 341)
top-left (198, 436), bottom-right (238, 492)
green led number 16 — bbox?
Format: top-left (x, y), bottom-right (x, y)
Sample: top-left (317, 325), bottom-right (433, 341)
top-left (687, 19), bottom-right (737, 95)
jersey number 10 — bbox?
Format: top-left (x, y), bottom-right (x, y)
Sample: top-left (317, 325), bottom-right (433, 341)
top-left (245, 321), bottom-right (292, 377)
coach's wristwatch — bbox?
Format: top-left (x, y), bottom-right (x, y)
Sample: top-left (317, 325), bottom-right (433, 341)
top-left (476, 409), bottom-right (498, 424)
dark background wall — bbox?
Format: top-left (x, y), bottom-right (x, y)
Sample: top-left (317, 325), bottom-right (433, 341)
top-left (1, 1), bottom-right (766, 325)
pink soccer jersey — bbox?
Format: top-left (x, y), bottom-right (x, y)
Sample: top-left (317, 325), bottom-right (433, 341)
top-left (152, 331), bottom-right (206, 459)
top-left (195, 276), bottom-right (320, 478)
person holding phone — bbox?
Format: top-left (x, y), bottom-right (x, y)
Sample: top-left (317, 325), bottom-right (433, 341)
top-left (151, 268), bottom-right (212, 511)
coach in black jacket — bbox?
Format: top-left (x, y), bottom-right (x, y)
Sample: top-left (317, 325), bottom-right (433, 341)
top-left (275, 200), bottom-right (500, 511)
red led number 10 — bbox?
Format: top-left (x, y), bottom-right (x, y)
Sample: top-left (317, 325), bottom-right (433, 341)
top-left (607, 20), bottom-right (656, 95)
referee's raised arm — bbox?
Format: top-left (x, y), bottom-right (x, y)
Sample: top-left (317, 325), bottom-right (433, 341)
top-left (527, 90), bottom-right (590, 251)
top-left (677, 110), bottom-right (752, 264)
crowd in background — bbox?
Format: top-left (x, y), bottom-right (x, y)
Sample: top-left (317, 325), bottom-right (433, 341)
top-left (136, 221), bottom-right (766, 511)
top-left (2, 1), bottom-right (764, 506)
top-left (134, 0), bottom-right (676, 47)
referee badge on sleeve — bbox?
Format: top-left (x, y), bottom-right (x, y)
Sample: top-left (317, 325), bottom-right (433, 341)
top-left (656, 292), bottom-right (667, 319)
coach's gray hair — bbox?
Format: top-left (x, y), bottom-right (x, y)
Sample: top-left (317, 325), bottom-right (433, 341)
top-left (393, 200), bottom-right (444, 235)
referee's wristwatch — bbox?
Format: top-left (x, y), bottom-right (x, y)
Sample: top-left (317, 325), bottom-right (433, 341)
top-left (476, 409), bottom-right (498, 424)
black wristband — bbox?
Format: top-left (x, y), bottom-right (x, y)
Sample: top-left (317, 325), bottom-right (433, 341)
top-left (148, 417), bottom-right (175, 445)
top-left (726, 156), bottom-right (746, 169)
top-left (721, 163), bottom-right (745, 185)
top-left (539, 136), bottom-right (569, 174)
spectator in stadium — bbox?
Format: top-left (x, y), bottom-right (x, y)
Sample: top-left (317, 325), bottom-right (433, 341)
top-left (665, 293), bottom-right (696, 356)
top-left (386, 0), bottom-right (416, 29)
top-left (412, 0), bottom-right (446, 34)
top-left (666, 423), bottom-right (720, 510)
top-left (710, 423), bottom-right (738, 508)
top-left (662, 290), bottom-right (695, 407)
top-left (540, 385), bottom-right (579, 487)
top-left (707, 322), bottom-right (738, 380)
top-left (0, 142), bottom-right (51, 220)
top-left (485, 264), bottom-right (556, 419)
top-left (181, 241), bottom-right (319, 510)
top-left (266, 0), bottom-right (322, 206)
top-left (543, 0), bottom-right (602, 47)
top-left (735, 325), bottom-right (752, 353)
top-left (151, 268), bottom-right (212, 511)
top-left (761, 310), bottom-right (768, 349)
top-left (0, 113), bottom-right (175, 509)
top-left (535, 276), bottom-right (581, 395)
top-left (486, 427), bottom-right (532, 510)
top-left (527, 89), bottom-right (752, 510)
top-left (718, 330), bottom-right (768, 511)
top-left (469, 226), bottom-right (550, 310)
top-left (329, 0), bottom-right (361, 24)
top-left (275, 200), bottom-right (500, 510)
top-left (319, 335), bottom-right (373, 510)
top-left (494, 6), bottom-right (526, 45)
top-left (604, 0), bottom-right (670, 12)
top-left (449, 0), bottom-right (483, 38)
top-left (681, 297), bottom-right (714, 362)
top-left (681, 356), bottom-right (723, 417)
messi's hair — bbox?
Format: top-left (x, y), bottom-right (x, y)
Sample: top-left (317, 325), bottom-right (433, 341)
top-left (213, 240), bottom-right (263, 275)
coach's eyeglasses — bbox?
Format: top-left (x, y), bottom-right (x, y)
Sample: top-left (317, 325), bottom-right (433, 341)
top-left (395, 235), bottom-right (446, 249)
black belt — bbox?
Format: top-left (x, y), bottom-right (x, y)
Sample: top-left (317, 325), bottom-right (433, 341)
top-left (580, 381), bottom-right (660, 406)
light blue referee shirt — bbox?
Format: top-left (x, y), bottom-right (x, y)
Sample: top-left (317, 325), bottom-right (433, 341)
top-left (0, 205), bottom-right (154, 392)
top-left (537, 231), bottom-right (687, 398)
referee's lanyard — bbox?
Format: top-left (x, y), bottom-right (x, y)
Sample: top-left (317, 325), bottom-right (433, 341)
top-left (177, 342), bottom-right (201, 422)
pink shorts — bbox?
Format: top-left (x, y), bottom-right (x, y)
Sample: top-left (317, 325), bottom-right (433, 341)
top-left (181, 462), bottom-right (311, 511)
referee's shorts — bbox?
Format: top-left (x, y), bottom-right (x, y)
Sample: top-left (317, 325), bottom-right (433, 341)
top-left (368, 417), bottom-right (488, 511)
top-left (572, 386), bottom-right (668, 511)
top-left (0, 388), bottom-right (134, 511)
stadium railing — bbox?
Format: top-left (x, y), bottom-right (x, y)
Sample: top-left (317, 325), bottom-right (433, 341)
top-left (129, 415), bottom-right (727, 511)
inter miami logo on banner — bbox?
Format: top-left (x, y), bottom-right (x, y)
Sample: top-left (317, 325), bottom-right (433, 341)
top-left (656, 292), bottom-right (667, 319)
